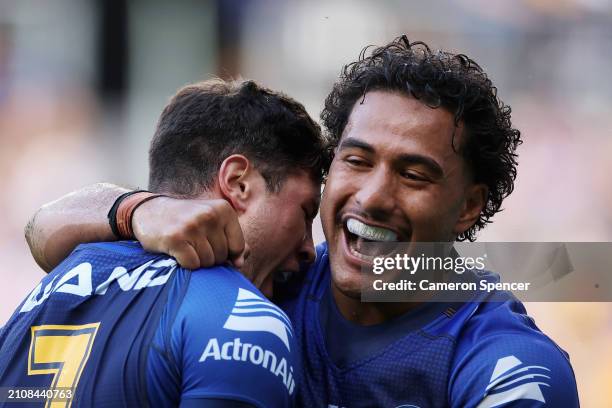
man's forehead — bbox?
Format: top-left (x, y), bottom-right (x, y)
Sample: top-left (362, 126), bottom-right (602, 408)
top-left (341, 91), bottom-right (464, 158)
top-left (347, 91), bottom-right (455, 130)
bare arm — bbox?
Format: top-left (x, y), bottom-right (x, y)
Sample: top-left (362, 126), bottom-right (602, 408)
top-left (25, 183), bottom-right (129, 272)
top-left (25, 184), bottom-right (247, 273)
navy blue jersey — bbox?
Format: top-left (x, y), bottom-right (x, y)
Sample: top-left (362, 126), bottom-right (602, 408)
top-left (282, 243), bottom-right (579, 408)
top-left (0, 241), bottom-right (297, 408)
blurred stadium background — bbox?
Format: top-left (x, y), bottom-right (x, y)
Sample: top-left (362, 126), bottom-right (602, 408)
top-left (0, 0), bottom-right (611, 405)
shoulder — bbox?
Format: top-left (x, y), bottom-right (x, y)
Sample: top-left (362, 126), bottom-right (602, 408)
top-left (316, 242), bottom-right (329, 258)
top-left (300, 241), bottom-right (330, 284)
top-left (308, 242), bottom-right (331, 285)
top-left (178, 264), bottom-right (293, 339)
top-left (449, 298), bottom-right (579, 407)
top-left (176, 265), bottom-right (279, 328)
top-left (162, 266), bottom-right (298, 405)
top-left (69, 240), bottom-right (161, 272)
top-left (73, 240), bottom-right (147, 257)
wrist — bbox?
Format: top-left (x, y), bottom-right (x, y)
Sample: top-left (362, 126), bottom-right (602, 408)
top-left (108, 190), bottom-right (166, 239)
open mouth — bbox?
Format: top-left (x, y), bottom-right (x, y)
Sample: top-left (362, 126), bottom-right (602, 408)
top-left (273, 270), bottom-right (296, 283)
top-left (343, 217), bottom-right (402, 261)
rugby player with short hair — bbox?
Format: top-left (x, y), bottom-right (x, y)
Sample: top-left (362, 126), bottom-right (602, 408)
top-left (22, 37), bottom-right (579, 407)
top-left (0, 79), bottom-right (327, 407)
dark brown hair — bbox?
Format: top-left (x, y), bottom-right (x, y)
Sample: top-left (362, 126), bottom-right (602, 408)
top-left (149, 78), bottom-right (328, 196)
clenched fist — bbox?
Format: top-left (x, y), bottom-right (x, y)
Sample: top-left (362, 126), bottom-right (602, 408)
top-left (132, 197), bottom-right (248, 270)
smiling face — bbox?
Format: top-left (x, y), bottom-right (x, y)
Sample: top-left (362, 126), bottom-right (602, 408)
top-left (320, 91), bottom-right (487, 299)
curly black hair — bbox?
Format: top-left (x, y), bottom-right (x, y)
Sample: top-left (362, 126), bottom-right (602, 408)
top-left (321, 35), bottom-right (522, 241)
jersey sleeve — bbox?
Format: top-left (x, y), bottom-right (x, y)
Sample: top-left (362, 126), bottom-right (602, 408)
top-left (449, 333), bottom-right (579, 408)
top-left (148, 267), bottom-right (298, 408)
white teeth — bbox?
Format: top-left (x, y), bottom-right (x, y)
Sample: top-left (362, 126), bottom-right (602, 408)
top-left (346, 218), bottom-right (398, 242)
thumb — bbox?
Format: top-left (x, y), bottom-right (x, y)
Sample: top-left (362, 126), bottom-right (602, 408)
top-left (231, 243), bottom-right (250, 269)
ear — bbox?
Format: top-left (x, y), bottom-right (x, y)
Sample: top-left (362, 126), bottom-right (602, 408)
top-left (453, 183), bottom-right (488, 237)
top-left (217, 155), bottom-right (255, 213)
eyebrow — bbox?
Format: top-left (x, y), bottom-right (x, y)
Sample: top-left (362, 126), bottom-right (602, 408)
top-left (338, 137), bottom-right (375, 154)
top-left (338, 137), bottom-right (444, 178)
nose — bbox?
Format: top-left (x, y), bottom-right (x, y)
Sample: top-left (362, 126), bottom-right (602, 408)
top-left (298, 229), bottom-right (316, 265)
top-left (354, 166), bottom-right (396, 218)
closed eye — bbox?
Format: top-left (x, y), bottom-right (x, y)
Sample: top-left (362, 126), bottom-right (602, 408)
top-left (401, 170), bottom-right (429, 182)
top-left (344, 156), bottom-right (370, 167)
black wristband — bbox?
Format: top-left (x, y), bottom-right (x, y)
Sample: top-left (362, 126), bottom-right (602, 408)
top-left (107, 190), bottom-right (148, 239)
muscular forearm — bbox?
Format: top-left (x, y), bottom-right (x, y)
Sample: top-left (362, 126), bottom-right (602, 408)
top-left (25, 183), bottom-right (130, 272)
top-left (25, 182), bottom-right (247, 274)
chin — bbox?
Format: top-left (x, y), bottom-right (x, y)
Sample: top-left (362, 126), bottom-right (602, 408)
top-left (330, 268), bottom-right (363, 300)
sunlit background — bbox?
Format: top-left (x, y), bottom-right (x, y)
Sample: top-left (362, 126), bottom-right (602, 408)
top-left (1, 0), bottom-right (611, 405)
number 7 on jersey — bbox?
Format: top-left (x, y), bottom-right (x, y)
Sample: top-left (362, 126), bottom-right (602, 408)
top-left (28, 323), bottom-right (100, 408)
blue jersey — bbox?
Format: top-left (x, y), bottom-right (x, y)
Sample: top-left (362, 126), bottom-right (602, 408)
top-left (0, 241), bottom-right (297, 408)
top-left (282, 243), bottom-right (579, 408)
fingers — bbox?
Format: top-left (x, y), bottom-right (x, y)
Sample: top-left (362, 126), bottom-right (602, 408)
top-left (232, 243), bottom-right (250, 269)
top-left (202, 231), bottom-right (228, 267)
top-left (192, 237), bottom-right (218, 269)
top-left (168, 242), bottom-right (200, 270)
top-left (223, 209), bottom-right (246, 268)
top-left (133, 196), bottom-right (247, 270)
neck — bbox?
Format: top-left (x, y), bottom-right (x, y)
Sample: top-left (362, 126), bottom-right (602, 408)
top-left (331, 283), bottom-right (422, 326)
top-left (329, 245), bottom-right (462, 325)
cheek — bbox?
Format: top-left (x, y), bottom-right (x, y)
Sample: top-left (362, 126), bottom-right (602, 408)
top-left (410, 183), bottom-right (461, 213)
top-left (320, 188), bottom-right (333, 222)
top-left (321, 170), bottom-right (354, 217)
top-left (324, 160), bottom-right (350, 196)
top-left (404, 191), bottom-right (463, 234)
top-left (276, 209), bottom-right (305, 245)
top-left (320, 188), bottom-right (341, 236)
top-left (393, 189), bottom-right (438, 227)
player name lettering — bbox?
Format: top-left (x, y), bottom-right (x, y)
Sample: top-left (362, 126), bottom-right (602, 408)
top-left (20, 259), bottom-right (176, 313)
top-left (199, 337), bottom-right (296, 395)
